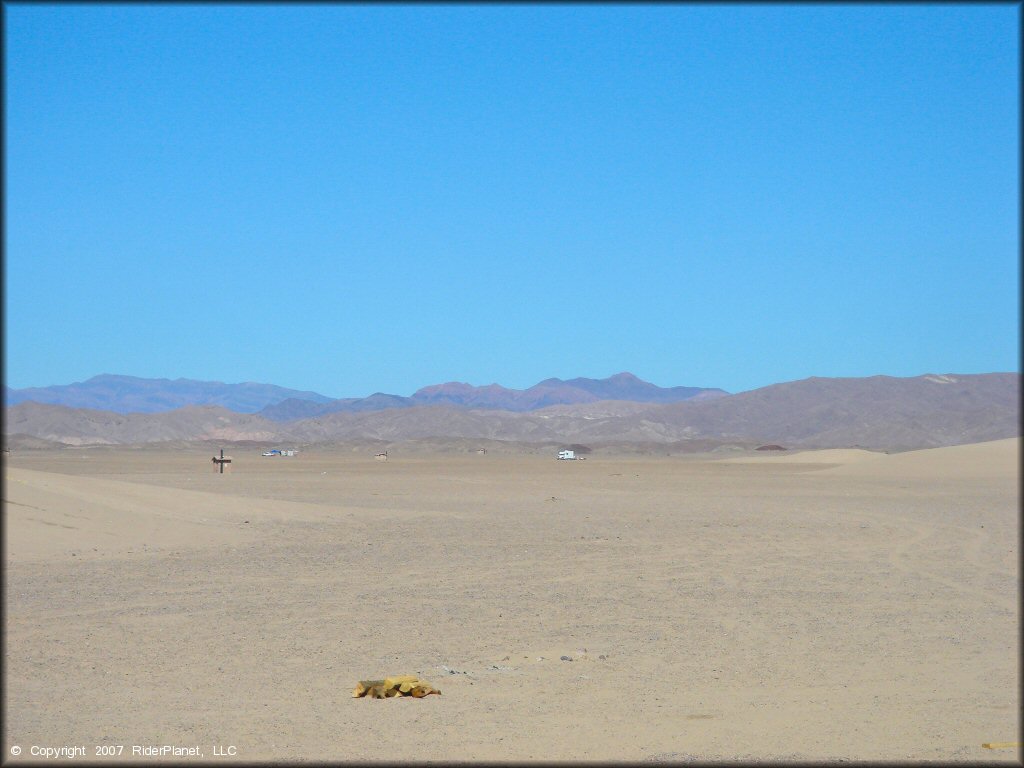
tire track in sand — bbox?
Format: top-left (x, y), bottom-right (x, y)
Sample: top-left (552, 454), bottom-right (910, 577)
top-left (860, 511), bottom-right (1015, 613)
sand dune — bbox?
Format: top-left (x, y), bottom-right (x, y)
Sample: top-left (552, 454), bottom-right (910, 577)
top-left (5, 468), bottom-right (261, 562)
top-left (818, 437), bottom-right (1020, 478)
top-left (721, 448), bottom-right (886, 465)
top-left (721, 439), bottom-right (1020, 479)
top-left (4, 467), bottom-right (359, 563)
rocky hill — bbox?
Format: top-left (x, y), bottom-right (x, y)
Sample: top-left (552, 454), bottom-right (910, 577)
top-left (640, 372), bottom-right (1020, 451)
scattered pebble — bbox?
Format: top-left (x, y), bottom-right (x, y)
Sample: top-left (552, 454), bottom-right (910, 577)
top-left (560, 655), bottom-right (573, 662)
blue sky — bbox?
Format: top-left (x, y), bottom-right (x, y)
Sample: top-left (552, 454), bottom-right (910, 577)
top-left (5, 4), bottom-right (1019, 397)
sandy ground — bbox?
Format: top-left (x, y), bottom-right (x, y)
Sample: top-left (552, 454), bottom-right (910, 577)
top-left (3, 439), bottom-right (1020, 762)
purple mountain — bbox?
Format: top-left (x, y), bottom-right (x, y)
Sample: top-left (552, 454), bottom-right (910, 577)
top-left (258, 372), bottom-right (726, 419)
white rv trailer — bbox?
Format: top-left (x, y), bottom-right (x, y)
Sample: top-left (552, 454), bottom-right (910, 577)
top-left (557, 449), bottom-right (576, 460)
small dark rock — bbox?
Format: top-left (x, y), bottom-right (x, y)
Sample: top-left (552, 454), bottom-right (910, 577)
top-left (560, 655), bottom-right (572, 661)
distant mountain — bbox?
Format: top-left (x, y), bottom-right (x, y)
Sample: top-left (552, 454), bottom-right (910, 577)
top-left (258, 393), bottom-right (416, 421)
top-left (5, 372), bottom-right (724, 420)
top-left (534, 372), bottom-right (728, 404)
top-left (6, 372), bottom-right (1018, 451)
top-left (256, 372), bottom-right (726, 420)
top-left (4, 401), bottom-right (295, 446)
top-left (639, 372), bottom-right (1021, 451)
top-left (4, 374), bottom-right (333, 414)
top-left (2, 433), bottom-right (69, 451)
top-left (406, 372), bottom-right (726, 413)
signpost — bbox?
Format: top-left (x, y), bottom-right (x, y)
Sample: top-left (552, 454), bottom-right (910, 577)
top-left (212, 448), bottom-right (232, 474)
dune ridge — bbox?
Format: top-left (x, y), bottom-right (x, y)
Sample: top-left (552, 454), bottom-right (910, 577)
top-left (817, 437), bottom-right (1020, 478)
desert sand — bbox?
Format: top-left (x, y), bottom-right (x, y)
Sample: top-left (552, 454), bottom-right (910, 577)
top-left (3, 439), bottom-right (1019, 762)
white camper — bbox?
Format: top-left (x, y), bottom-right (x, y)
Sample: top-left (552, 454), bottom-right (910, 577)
top-left (557, 449), bottom-right (576, 460)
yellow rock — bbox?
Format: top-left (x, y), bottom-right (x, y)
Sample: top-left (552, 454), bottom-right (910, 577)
top-left (354, 675), bottom-right (440, 698)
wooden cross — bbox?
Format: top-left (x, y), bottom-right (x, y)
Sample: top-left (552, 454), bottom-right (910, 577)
top-left (212, 448), bottom-right (232, 474)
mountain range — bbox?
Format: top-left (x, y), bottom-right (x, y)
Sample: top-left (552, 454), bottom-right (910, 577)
top-left (4, 372), bottom-right (1019, 452)
top-left (4, 372), bottom-right (726, 417)
top-left (3, 374), bottom-right (334, 414)
top-left (260, 372), bottom-right (727, 420)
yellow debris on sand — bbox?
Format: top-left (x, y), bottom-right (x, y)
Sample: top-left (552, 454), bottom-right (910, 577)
top-left (352, 675), bottom-right (441, 699)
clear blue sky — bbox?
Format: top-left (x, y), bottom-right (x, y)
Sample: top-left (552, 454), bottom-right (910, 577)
top-left (5, 4), bottom-right (1019, 397)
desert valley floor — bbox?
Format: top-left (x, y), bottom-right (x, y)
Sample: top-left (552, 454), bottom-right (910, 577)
top-left (3, 440), bottom-right (1020, 762)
